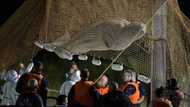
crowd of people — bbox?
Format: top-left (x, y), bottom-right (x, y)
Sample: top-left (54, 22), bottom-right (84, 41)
top-left (0, 61), bottom-right (185, 107)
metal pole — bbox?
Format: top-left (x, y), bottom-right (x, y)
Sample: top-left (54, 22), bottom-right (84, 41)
top-left (150, 1), bottom-right (168, 106)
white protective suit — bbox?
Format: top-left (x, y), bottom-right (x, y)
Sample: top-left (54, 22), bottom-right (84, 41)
top-left (1, 70), bottom-right (20, 105)
top-left (69, 70), bottom-right (81, 83)
top-left (59, 70), bottom-right (81, 96)
top-left (19, 62), bottom-right (34, 76)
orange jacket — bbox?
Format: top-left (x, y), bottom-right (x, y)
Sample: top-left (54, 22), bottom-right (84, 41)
top-left (74, 80), bottom-right (94, 107)
top-left (120, 81), bottom-right (141, 104)
top-left (96, 87), bottom-right (110, 96)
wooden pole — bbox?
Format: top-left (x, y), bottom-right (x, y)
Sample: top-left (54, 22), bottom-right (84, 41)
top-left (39, 0), bottom-right (52, 42)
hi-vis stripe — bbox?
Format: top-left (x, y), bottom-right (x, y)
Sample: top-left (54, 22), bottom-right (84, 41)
top-left (48, 89), bottom-right (58, 93)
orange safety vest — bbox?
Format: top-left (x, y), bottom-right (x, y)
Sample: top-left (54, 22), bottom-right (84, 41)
top-left (74, 80), bottom-right (94, 107)
top-left (120, 81), bottom-right (141, 104)
top-left (96, 87), bottom-right (110, 96)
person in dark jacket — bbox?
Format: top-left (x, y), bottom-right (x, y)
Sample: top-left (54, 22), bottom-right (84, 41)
top-left (166, 78), bottom-right (184, 107)
top-left (16, 61), bottom-right (48, 107)
top-left (154, 87), bottom-right (173, 107)
top-left (16, 79), bottom-right (44, 107)
top-left (100, 81), bottom-right (129, 107)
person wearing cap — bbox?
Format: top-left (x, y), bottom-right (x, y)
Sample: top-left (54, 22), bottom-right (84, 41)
top-left (2, 70), bottom-right (20, 105)
top-left (120, 70), bottom-right (145, 107)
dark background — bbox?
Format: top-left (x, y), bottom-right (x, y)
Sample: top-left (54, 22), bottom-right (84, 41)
top-left (178, 0), bottom-right (190, 19)
top-left (0, 0), bottom-right (25, 25)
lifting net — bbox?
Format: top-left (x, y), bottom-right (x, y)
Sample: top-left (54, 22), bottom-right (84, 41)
top-left (0, 0), bottom-right (190, 106)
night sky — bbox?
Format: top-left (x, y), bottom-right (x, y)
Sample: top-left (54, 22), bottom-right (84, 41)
top-left (0, 0), bottom-right (189, 25)
top-left (0, 0), bottom-right (25, 25)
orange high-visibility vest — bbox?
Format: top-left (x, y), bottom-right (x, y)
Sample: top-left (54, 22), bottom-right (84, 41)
top-left (96, 87), bottom-right (110, 96)
top-left (120, 81), bottom-right (141, 104)
top-left (74, 80), bottom-right (94, 107)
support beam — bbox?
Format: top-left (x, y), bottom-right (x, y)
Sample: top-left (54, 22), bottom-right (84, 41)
top-left (150, 1), bottom-right (167, 105)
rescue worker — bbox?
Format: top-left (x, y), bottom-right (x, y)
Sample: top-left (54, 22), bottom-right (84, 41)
top-left (16, 61), bottom-right (48, 107)
top-left (67, 62), bottom-right (81, 83)
top-left (120, 70), bottom-right (145, 107)
top-left (94, 74), bottom-right (110, 107)
top-left (59, 71), bottom-right (80, 96)
top-left (2, 70), bottom-right (20, 106)
top-left (154, 87), bottom-right (173, 107)
top-left (95, 74), bottom-right (110, 96)
top-left (166, 78), bottom-right (184, 107)
top-left (68, 68), bottom-right (96, 107)
top-left (16, 79), bottom-right (44, 107)
top-left (100, 81), bottom-right (129, 107)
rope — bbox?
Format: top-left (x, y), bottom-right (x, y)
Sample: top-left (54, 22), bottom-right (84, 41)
top-left (38, 0), bottom-right (52, 42)
top-left (31, 0), bottom-right (52, 59)
top-left (44, 0), bottom-right (52, 42)
top-left (31, 44), bottom-right (41, 60)
top-left (94, 0), bottom-right (169, 84)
